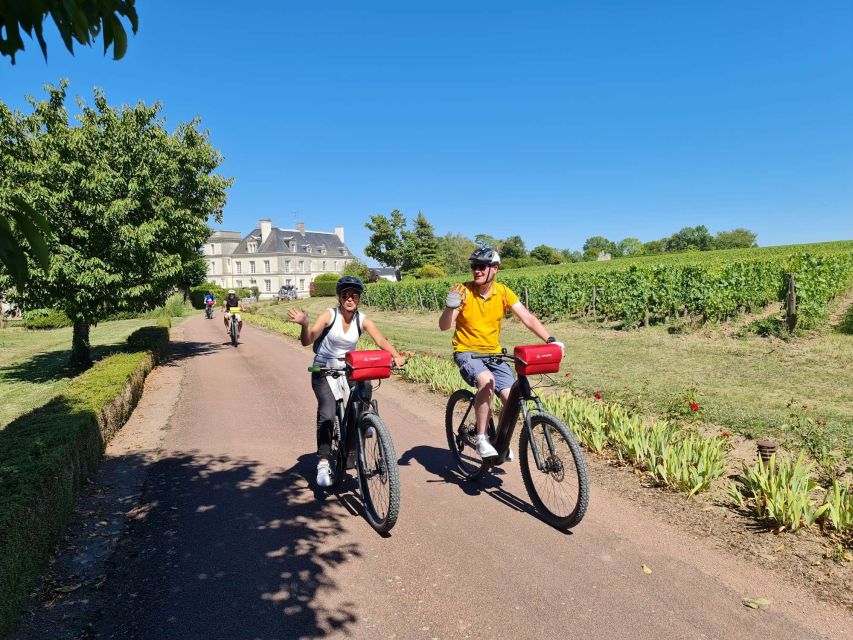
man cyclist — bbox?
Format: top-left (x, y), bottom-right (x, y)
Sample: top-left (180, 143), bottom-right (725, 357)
top-left (286, 276), bottom-right (405, 488)
top-left (204, 292), bottom-right (216, 317)
top-left (222, 289), bottom-right (244, 337)
top-left (438, 247), bottom-right (564, 459)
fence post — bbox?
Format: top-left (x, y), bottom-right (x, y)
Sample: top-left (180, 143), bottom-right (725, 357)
top-left (785, 273), bottom-right (797, 333)
top-left (391, 287), bottom-right (397, 312)
top-left (591, 284), bottom-right (597, 320)
top-left (524, 286), bottom-right (529, 309)
top-left (432, 290), bottom-right (439, 311)
top-left (417, 290), bottom-right (424, 311)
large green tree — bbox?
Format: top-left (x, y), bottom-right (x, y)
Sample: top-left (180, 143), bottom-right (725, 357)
top-left (582, 235), bottom-right (618, 260)
top-left (529, 244), bottom-right (562, 264)
top-left (0, 0), bottom-right (138, 63)
top-left (0, 82), bottom-right (231, 367)
top-left (364, 209), bottom-right (407, 270)
top-left (664, 225), bottom-right (714, 252)
top-left (402, 212), bottom-right (440, 270)
top-left (714, 228), bottom-right (757, 249)
top-left (500, 235), bottom-right (527, 259)
top-left (436, 232), bottom-right (477, 275)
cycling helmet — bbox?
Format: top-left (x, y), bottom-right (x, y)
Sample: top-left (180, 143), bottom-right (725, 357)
top-left (228, 289), bottom-right (236, 294)
top-left (336, 275), bottom-right (364, 296)
top-left (469, 247), bottom-right (501, 265)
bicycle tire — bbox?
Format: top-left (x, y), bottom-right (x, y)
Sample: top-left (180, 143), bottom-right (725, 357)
top-left (519, 412), bottom-right (589, 529)
top-left (230, 319), bottom-right (238, 346)
top-left (357, 413), bottom-right (400, 533)
top-left (445, 389), bottom-right (494, 480)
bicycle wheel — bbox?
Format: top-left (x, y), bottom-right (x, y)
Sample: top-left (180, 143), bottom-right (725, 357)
top-left (445, 389), bottom-right (494, 480)
top-left (230, 319), bottom-right (238, 346)
top-left (519, 412), bottom-right (589, 529)
top-left (357, 413), bottom-right (400, 533)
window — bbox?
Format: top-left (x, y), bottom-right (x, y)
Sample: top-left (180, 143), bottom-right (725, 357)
top-left (284, 260), bottom-right (290, 273)
top-left (298, 260), bottom-right (304, 272)
top-left (299, 279), bottom-right (305, 291)
top-left (236, 262), bottom-right (242, 274)
top-left (208, 261), bottom-right (214, 272)
top-left (209, 244), bottom-right (215, 254)
top-left (250, 261), bottom-right (256, 274)
top-left (236, 279), bottom-right (243, 287)
top-left (264, 279), bottom-right (271, 292)
top-left (248, 242), bottom-right (257, 253)
top-left (286, 278), bottom-right (292, 286)
top-left (334, 260), bottom-right (339, 270)
top-left (322, 260), bottom-right (326, 271)
top-left (263, 260), bottom-right (270, 273)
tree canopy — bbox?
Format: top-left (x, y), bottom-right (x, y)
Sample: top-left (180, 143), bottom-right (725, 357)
top-left (0, 0), bottom-right (139, 63)
top-left (0, 81), bottom-right (231, 367)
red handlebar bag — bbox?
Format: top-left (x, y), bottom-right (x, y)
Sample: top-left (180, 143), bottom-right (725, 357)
top-left (514, 344), bottom-right (562, 375)
top-left (346, 350), bottom-right (392, 382)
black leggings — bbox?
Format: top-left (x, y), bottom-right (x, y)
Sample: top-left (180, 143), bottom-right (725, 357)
top-left (311, 373), bottom-right (337, 457)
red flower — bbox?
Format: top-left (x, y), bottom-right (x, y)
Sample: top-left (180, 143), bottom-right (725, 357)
top-left (816, 419), bottom-right (827, 426)
top-left (721, 431), bottom-right (730, 438)
top-left (689, 402), bottom-right (699, 412)
top-left (564, 373), bottom-right (571, 378)
top-left (593, 392), bottom-right (602, 400)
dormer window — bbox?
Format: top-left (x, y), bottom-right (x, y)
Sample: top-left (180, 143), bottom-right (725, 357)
top-left (339, 248), bottom-right (348, 256)
top-left (248, 242), bottom-right (257, 253)
top-left (306, 246), bottom-right (312, 254)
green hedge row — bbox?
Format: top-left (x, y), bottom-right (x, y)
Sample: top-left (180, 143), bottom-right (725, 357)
top-left (188, 285), bottom-right (255, 309)
top-left (310, 273), bottom-right (339, 297)
top-left (0, 318), bottom-right (170, 636)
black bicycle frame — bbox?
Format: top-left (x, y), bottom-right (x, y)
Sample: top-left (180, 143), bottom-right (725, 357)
top-left (336, 379), bottom-right (375, 471)
top-left (485, 373), bottom-right (552, 471)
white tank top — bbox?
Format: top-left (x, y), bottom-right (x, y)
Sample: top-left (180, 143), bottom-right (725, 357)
top-left (314, 307), bottom-right (365, 364)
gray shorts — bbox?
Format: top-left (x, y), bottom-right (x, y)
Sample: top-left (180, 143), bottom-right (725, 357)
top-left (454, 351), bottom-right (516, 392)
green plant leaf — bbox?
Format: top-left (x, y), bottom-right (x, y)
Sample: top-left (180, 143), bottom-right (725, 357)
top-left (742, 597), bottom-right (771, 610)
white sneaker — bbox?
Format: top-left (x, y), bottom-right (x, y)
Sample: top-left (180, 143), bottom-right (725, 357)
top-left (316, 460), bottom-right (333, 488)
top-left (475, 435), bottom-right (498, 459)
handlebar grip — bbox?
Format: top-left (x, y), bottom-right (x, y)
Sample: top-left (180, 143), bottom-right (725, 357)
top-left (307, 366), bottom-right (321, 373)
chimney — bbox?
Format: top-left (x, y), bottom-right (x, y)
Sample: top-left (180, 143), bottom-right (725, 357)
top-left (334, 226), bottom-right (344, 243)
top-left (296, 221), bottom-right (305, 234)
top-left (260, 219), bottom-right (272, 244)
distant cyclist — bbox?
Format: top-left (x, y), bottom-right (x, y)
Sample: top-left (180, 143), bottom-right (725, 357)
top-left (222, 289), bottom-right (244, 337)
top-left (438, 247), bottom-right (564, 459)
top-left (286, 276), bottom-right (405, 488)
top-left (204, 292), bottom-right (216, 317)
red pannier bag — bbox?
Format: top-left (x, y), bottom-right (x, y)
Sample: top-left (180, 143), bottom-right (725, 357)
top-left (346, 350), bottom-right (392, 382)
top-left (514, 344), bottom-right (562, 376)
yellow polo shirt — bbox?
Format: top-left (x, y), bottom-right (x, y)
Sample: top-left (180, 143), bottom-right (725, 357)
top-left (452, 281), bottom-right (520, 353)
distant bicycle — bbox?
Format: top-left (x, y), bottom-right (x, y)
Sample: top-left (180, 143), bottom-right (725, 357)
top-left (278, 284), bottom-right (298, 301)
top-left (445, 344), bottom-right (589, 529)
top-left (309, 350), bottom-right (403, 533)
top-left (205, 303), bottom-right (214, 319)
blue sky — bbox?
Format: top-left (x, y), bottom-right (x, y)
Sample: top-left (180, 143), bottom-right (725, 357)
top-left (2, 1), bottom-right (851, 262)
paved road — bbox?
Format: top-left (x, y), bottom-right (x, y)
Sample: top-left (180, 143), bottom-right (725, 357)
top-left (32, 315), bottom-right (852, 639)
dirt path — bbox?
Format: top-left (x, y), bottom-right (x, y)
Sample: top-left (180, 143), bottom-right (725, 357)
top-left (17, 315), bottom-right (853, 639)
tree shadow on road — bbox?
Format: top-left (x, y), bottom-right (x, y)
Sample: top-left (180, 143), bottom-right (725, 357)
top-left (83, 451), bottom-right (361, 639)
top-left (162, 340), bottom-right (226, 364)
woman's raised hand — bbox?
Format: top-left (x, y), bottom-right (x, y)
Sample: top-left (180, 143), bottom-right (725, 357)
top-left (287, 308), bottom-right (308, 326)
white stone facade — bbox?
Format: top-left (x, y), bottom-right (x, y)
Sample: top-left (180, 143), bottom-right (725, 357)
top-left (204, 221), bottom-right (354, 299)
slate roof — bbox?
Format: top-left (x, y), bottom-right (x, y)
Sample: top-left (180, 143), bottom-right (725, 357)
top-left (232, 227), bottom-right (351, 257)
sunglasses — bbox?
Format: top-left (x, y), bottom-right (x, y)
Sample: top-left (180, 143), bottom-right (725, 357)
top-left (340, 290), bottom-right (361, 299)
top-left (471, 262), bottom-right (492, 271)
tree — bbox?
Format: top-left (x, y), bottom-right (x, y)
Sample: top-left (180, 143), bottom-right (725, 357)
top-left (500, 235), bottom-right (527, 259)
top-left (364, 209), bottom-right (407, 270)
top-left (474, 233), bottom-right (501, 250)
top-left (617, 237), bottom-right (644, 257)
top-left (415, 264), bottom-right (446, 279)
top-left (664, 225), bottom-right (714, 252)
top-left (714, 228), bottom-right (757, 250)
top-left (401, 211), bottom-right (440, 273)
top-left (560, 249), bottom-right (583, 263)
top-left (0, 198), bottom-right (53, 292)
top-left (529, 244), bottom-right (562, 264)
top-left (582, 236), bottom-right (617, 260)
top-left (642, 239), bottom-right (664, 255)
top-left (1, 0), bottom-right (139, 64)
top-left (342, 257), bottom-right (370, 281)
top-left (436, 232), bottom-right (477, 274)
top-left (0, 82), bottom-right (231, 368)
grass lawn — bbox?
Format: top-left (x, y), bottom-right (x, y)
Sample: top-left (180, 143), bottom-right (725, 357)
top-left (254, 297), bottom-right (853, 449)
top-left (0, 318), bottom-right (159, 429)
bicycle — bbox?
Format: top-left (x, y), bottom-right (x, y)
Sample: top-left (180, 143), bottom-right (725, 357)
top-left (227, 309), bottom-right (240, 346)
top-left (445, 344), bottom-right (589, 530)
top-left (309, 350), bottom-right (402, 533)
top-left (205, 304), bottom-right (214, 319)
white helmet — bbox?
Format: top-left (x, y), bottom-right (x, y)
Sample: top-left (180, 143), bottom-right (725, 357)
top-left (469, 247), bottom-right (501, 265)
top-left (228, 289), bottom-right (236, 294)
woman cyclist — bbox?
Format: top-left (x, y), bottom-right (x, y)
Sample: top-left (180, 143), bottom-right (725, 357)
top-left (287, 276), bottom-right (406, 488)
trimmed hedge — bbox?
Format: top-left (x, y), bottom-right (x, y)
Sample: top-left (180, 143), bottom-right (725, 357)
top-left (310, 273), bottom-right (339, 297)
top-left (0, 320), bottom-right (170, 636)
top-left (21, 308), bottom-right (72, 330)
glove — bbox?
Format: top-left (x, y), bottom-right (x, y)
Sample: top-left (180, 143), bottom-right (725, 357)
top-left (445, 290), bottom-right (463, 309)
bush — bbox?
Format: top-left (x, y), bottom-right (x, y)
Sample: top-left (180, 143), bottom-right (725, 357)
top-left (22, 308), bottom-right (72, 329)
top-left (126, 320), bottom-right (170, 359)
top-left (416, 264), bottom-right (446, 279)
top-left (0, 336), bottom-right (165, 634)
top-left (188, 284), bottom-right (253, 309)
top-left (311, 273), bottom-right (339, 297)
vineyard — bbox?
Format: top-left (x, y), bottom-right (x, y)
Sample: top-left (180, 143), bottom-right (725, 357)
top-left (362, 241), bottom-right (853, 329)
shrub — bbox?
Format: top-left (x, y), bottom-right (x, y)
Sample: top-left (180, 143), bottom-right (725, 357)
top-left (126, 323), bottom-right (170, 359)
top-left (311, 273), bottom-right (339, 297)
top-left (416, 264), bottom-right (446, 279)
top-left (188, 284), bottom-right (253, 309)
top-left (22, 308), bottom-right (72, 329)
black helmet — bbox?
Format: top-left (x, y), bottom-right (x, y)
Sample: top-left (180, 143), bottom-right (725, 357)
top-left (469, 247), bottom-right (501, 265)
top-left (336, 275), bottom-right (364, 296)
